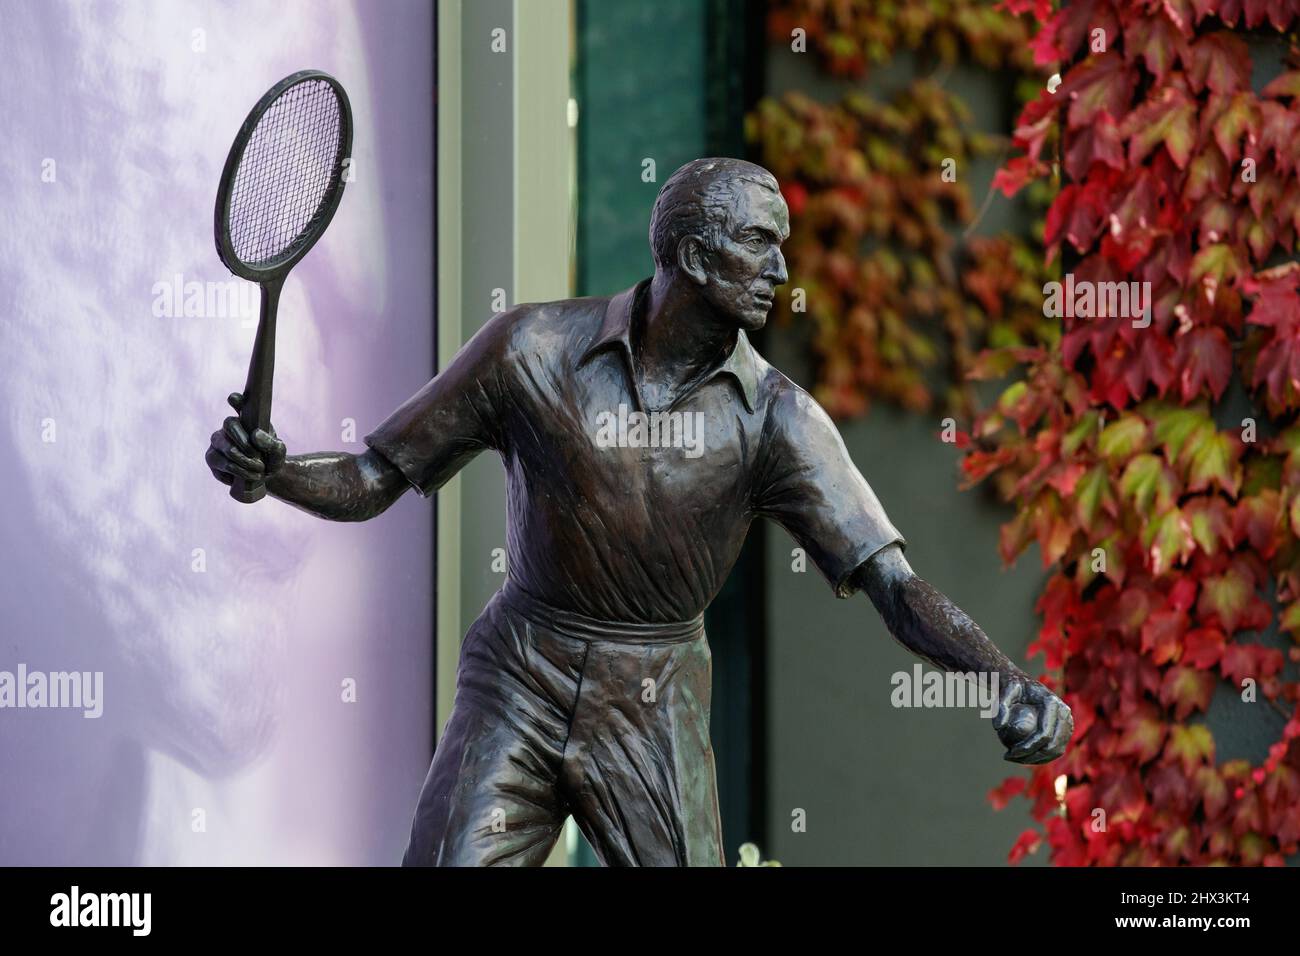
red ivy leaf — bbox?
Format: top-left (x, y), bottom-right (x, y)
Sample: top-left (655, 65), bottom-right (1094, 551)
top-left (1117, 701), bottom-right (1168, 762)
top-left (1008, 827), bottom-right (1043, 864)
top-left (1222, 641), bottom-right (1285, 692)
top-left (1186, 32), bottom-right (1251, 96)
top-left (1046, 180), bottom-right (1109, 253)
top-left (1234, 491), bottom-right (1281, 556)
top-left (1184, 627), bottom-right (1227, 668)
top-left (1125, 11), bottom-right (1187, 86)
top-left (1065, 111), bottom-right (1125, 181)
top-left (1174, 326), bottom-right (1233, 401)
top-left (1161, 664), bottom-right (1217, 719)
top-left (988, 775), bottom-right (1028, 811)
top-left (1064, 52), bottom-right (1137, 129)
top-left (1142, 607), bottom-right (1187, 665)
top-left (1123, 86), bottom-right (1198, 169)
top-left (1245, 271), bottom-right (1300, 406)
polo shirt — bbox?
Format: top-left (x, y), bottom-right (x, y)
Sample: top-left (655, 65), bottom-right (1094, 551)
top-left (366, 278), bottom-right (904, 625)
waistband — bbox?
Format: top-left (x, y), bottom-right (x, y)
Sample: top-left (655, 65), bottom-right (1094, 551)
top-left (499, 579), bottom-right (705, 644)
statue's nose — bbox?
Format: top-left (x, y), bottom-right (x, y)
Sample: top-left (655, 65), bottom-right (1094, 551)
top-left (765, 250), bottom-right (788, 286)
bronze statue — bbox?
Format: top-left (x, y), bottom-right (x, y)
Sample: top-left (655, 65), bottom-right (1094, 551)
top-left (207, 158), bottom-right (1073, 866)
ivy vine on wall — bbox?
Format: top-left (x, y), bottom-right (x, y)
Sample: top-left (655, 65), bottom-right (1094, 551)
top-left (976, 0), bottom-right (1300, 866)
top-left (749, 0), bottom-right (1056, 419)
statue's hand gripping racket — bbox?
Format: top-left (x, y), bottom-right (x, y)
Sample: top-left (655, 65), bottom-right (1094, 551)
top-left (214, 70), bottom-right (352, 502)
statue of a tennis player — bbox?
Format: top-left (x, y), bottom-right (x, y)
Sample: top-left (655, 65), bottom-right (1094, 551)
top-left (207, 158), bottom-right (1073, 866)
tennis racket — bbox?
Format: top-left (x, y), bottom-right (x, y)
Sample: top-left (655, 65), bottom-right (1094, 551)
top-left (214, 69), bottom-right (353, 502)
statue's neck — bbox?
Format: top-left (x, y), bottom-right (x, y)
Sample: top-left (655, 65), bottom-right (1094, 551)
top-left (636, 273), bottom-right (737, 397)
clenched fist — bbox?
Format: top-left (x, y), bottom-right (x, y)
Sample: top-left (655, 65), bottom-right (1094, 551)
top-left (993, 676), bottom-right (1073, 765)
top-left (205, 392), bottom-right (287, 491)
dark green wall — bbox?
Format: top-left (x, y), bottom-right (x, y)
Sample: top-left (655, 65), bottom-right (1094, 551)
top-left (576, 0), bottom-right (706, 293)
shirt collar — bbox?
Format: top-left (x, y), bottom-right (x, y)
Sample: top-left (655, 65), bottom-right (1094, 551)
top-left (578, 278), bottom-right (760, 414)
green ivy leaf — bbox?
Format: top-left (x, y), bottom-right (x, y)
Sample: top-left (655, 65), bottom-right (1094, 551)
top-left (1197, 566), bottom-right (1253, 632)
top-left (1121, 453), bottom-right (1175, 513)
top-left (1165, 724), bottom-right (1216, 775)
top-left (1098, 413), bottom-right (1150, 465)
top-left (1188, 243), bottom-right (1244, 286)
top-left (1074, 464), bottom-right (1113, 528)
top-left (1062, 410), bottom-right (1101, 455)
top-left (1150, 404), bottom-right (1213, 467)
top-left (1185, 497), bottom-right (1231, 555)
top-left (1143, 507), bottom-right (1192, 576)
top-left (1186, 430), bottom-right (1240, 496)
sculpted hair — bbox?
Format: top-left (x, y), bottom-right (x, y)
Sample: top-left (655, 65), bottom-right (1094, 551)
top-left (648, 158), bottom-right (781, 271)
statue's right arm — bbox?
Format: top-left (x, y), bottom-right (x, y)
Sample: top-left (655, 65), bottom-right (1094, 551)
top-left (210, 311), bottom-right (514, 520)
top-left (265, 448), bottom-right (409, 522)
top-left (206, 391), bottom-right (410, 522)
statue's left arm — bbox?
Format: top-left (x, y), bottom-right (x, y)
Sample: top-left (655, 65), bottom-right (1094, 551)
top-left (852, 543), bottom-right (1073, 764)
top-left (754, 381), bottom-right (1072, 766)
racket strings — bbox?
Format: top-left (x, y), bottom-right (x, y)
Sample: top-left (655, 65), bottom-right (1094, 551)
top-left (228, 79), bottom-right (343, 267)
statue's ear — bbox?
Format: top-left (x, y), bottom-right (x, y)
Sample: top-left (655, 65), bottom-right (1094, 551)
top-left (676, 236), bottom-right (709, 286)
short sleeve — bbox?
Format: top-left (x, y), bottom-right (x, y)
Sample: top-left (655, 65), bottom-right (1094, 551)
top-left (364, 313), bottom-right (510, 497)
top-left (754, 383), bottom-right (905, 598)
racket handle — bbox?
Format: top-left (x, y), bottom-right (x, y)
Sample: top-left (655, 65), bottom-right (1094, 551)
top-left (230, 476), bottom-right (267, 504)
top-left (230, 277), bottom-right (283, 504)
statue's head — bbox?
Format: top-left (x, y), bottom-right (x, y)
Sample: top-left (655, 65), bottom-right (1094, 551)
top-left (648, 158), bottom-right (789, 331)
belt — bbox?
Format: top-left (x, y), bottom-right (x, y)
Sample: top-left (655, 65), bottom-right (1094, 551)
top-left (500, 579), bottom-right (705, 644)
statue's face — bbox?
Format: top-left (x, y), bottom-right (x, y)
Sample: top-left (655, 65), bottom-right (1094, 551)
top-left (701, 182), bottom-right (790, 331)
